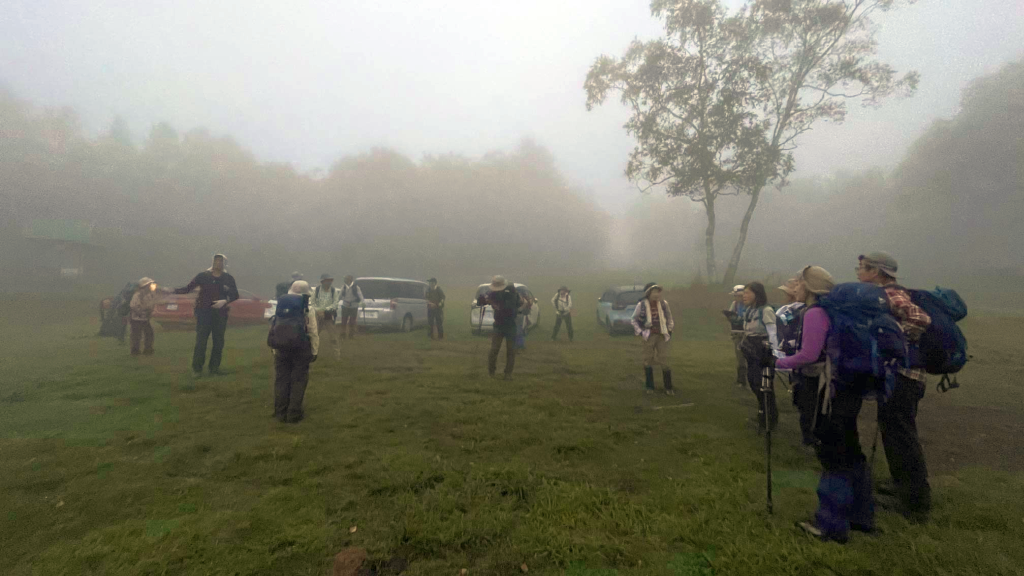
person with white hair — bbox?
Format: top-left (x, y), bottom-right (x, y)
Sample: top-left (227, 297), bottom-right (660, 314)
top-left (271, 280), bottom-right (319, 424)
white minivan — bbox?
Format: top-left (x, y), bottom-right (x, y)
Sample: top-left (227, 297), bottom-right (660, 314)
top-left (348, 277), bottom-right (429, 332)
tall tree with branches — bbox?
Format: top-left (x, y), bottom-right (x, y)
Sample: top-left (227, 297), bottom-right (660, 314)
top-left (586, 0), bottom-right (918, 284)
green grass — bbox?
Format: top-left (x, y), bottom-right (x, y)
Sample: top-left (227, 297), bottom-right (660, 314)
top-left (1, 289), bottom-right (1022, 575)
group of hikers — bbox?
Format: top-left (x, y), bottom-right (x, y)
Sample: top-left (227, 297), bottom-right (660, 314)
top-left (719, 251), bottom-right (966, 544)
top-left (119, 250), bottom-right (962, 545)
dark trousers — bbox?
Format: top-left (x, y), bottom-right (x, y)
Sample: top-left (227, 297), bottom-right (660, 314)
top-left (274, 347), bottom-right (312, 421)
top-left (813, 380), bottom-right (874, 539)
top-left (792, 373), bottom-right (820, 446)
top-left (745, 357), bottom-right (778, 430)
top-left (129, 320), bottom-right (154, 354)
top-left (878, 373), bottom-right (931, 514)
top-left (193, 308), bottom-right (228, 373)
top-left (488, 329), bottom-right (516, 376)
top-left (428, 307), bottom-right (444, 339)
top-left (551, 314), bottom-right (573, 341)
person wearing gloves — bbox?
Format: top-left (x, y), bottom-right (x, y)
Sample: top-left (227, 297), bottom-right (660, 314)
top-left (550, 286), bottom-right (574, 342)
top-left (174, 253), bottom-right (240, 377)
top-left (775, 266), bottom-right (877, 543)
top-left (724, 285), bottom-right (748, 387)
top-left (128, 277), bottom-right (165, 355)
top-left (311, 274), bottom-right (342, 360)
top-left (740, 282), bottom-right (779, 433)
top-left (338, 275), bottom-right (364, 340)
top-left (273, 280), bottom-right (319, 424)
top-left (631, 282), bottom-right (676, 395)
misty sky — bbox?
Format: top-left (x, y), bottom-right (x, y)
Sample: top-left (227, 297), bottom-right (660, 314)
top-left (3, 0), bottom-right (1022, 215)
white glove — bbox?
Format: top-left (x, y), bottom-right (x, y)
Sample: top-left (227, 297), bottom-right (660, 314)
top-left (211, 299), bottom-right (228, 309)
top-left (641, 329), bottom-right (651, 342)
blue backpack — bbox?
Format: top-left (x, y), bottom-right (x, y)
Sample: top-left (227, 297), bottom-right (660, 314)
top-left (267, 294), bottom-right (310, 351)
top-left (904, 287), bottom-right (969, 392)
top-left (818, 283), bottom-right (908, 397)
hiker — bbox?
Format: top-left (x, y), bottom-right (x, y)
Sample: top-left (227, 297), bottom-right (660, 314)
top-left (339, 275), bottom-right (364, 339)
top-left (476, 276), bottom-right (525, 380)
top-left (631, 282), bottom-right (675, 395)
top-left (857, 252), bottom-right (932, 522)
top-left (776, 278), bottom-right (814, 445)
top-left (515, 293), bottom-right (535, 351)
top-left (723, 285), bottom-right (747, 387)
top-left (174, 254), bottom-right (239, 376)
top-left (551, 286), bottom-right (574, 342)
top-left (270, 280), bottom-right (319, 423)
top-left (128, 277), bottom-right (165, 355)
top-left (775, 266), bottom-right (877, 543)
top-left (311, 273), bottom-right (342, 360)
top-left (426, 278), bottom-right (446, 340)
top-left (276, 272), bottom-right (303, 299)
top-left (740, 282), bottom-right (779, 433)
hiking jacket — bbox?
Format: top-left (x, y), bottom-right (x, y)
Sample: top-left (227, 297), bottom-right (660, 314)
top-left (552, 293), bottom-right (573, 316)
top-left (631, 299), bottom-right (674, 339)
top-left (175, 271), bottom-right (239, 312)
top-left (312, 285), bottom-right (341, 314)
top-left (340, 283), bottom-right (363, 309)
top-left (426, 286), bottom-right (446, 309)
top-left (743, 305), bottom-right (779, 349)
top-left (129, 290), bottom-right (159, 322)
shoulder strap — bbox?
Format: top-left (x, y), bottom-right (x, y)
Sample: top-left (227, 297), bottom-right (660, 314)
top-left (314, 286), bottom-right (320, 299)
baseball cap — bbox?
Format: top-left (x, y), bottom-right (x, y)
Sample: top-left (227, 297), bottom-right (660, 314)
top-left (859, 252), bottom-right (898, 277)
top-left (729, 284), bottom-right (745, 295)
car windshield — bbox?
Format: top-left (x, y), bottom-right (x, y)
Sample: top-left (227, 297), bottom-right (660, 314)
top-left (616, 291), bottom-right (644, 306)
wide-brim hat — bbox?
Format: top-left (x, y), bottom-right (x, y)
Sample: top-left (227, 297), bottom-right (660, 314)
top-left (558, 286), bottom-right (570, 292)
top-left (729, 284), bottom-right (745, 296)
top-left (489, 276), bottom-right (508, 291)
top-left (428, 277), bottom-right (438, 284)
top-left (138, 277), bottom-right (155, 289)
top-left (643, 282), bottom-right (662, 297)
top-left (289, 280), bottom-right (313, 296)
top-left (777, 278), bottom-right (799, 297)
top-left (800, 266), bottom-right (836, 295)
top-left (320, 273), bottom-right (334, 282)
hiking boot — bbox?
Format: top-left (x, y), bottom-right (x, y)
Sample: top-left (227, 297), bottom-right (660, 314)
top-left (662, 369), bottom-right (674, 394)
top-left (665, 389), bottom-right (676, 396)
top-left (796, 521), bottom-right (848, 544)
top-left (644, 366), bottom-right (655, 393)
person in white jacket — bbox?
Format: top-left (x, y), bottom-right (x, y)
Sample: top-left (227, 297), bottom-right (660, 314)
top-left (273, 281), bottom-right (319, 424)
top-left (550, 286), bottom-right (574, 342)
top-left (631, 282), bottom-right (675, 395)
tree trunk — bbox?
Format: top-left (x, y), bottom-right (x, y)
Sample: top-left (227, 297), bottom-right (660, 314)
top-left (704, 193), bottom-right (717, 284)
top-left (722, 186), bottom-right (763, 286)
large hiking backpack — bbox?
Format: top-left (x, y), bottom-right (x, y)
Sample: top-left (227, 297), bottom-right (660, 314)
top-left (818, 283), bottom-right (908, 396)
top-left (905, 287), bottom-right (969, 392)
top-left (267, 293), bottom-right (310, 351)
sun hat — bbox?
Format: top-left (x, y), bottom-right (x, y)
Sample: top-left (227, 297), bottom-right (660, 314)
top-left (859, 252), bottom-right (898, 277)
top-left (777, 278), bottom-right (799, 297)
top-left (643, 282), bottom-right (663, 297)
top-left (729, 284), bottom-right (745, 296)
top-left (489, 276), bottom-right (508, 291)
top-left (320, 273), bottom-right (334, 282)
top-left (138, 277), bottom-right (155, 289)
top-left (428, 277), bottom-right (438, 283)
top-left (289, 280), bottom-right (312, 296)
top-left (292, 271), bottom-right (304, 280)
top-left (800, 266), bottom-right (836, 295)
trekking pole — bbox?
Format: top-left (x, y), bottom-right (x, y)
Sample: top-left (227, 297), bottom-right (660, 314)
top-left (761, 349), bottom-right (775, 515)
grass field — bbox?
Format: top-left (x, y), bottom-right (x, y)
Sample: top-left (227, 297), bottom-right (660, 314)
top-left (2, 286), bottom-right (1023, 576)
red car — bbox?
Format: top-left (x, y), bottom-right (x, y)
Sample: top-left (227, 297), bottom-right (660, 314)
top-left (152, 289), bottom-right (273, 329)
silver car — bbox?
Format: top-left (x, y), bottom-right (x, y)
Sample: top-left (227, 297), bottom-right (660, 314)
top-left (347, 277), bottom-right (429, 332)
top-left (470, 283), bottom-right (541, 334)
top-left (596, 285), bottom-right (645, 335)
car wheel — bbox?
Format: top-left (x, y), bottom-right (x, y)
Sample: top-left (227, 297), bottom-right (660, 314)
top-left (402, 314), bottom-right (413, 333)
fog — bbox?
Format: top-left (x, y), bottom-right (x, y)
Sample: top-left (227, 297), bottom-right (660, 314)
top-left (1, 1), bottom-right (1023, 300)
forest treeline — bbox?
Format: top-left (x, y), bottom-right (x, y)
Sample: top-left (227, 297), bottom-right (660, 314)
top-left (1, 59), bottom-right (1021, 297)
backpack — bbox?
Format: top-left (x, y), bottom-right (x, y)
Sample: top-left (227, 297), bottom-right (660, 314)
top-left (904, 287), bottom-right (969, 391)
top-left (267, 293), bottom-right (310, 351)
top-left (818, 283), bottom-right (908, 396)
